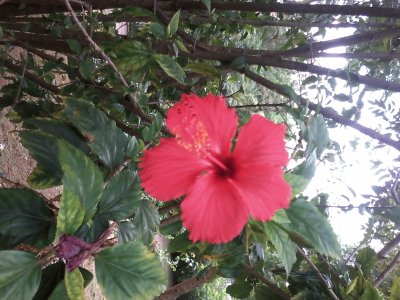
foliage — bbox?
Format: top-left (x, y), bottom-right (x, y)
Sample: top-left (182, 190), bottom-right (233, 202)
top-left (0, 0), bottom-right (400, 299)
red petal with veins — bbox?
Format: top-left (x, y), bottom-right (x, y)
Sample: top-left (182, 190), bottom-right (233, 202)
top-left (234, 115), bottom-right (289, 167)
top-left (181, 173), bottom-right (248, 243)
top-left (233, 165), bottom-right (291, 221)
top-left (166, 94), bottom-right (238, 157)
top-left (139, 138), bottom-right (208, 201)
top-left (232, 115), bottom-right (291, 220)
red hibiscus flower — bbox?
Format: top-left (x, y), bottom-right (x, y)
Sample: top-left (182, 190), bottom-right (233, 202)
top-left (139, 94), bottom-right (291, 244)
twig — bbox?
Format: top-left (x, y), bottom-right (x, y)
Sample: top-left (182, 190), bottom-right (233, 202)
top-left (155, 266), bottom-right (218, 300)
top-left (296, 247), bottom-right (341, 300)
top-left (240, 262), bottom-right (290, 300)
top-left (104, 158), bottom-right (131, 185)
top-left (63, 0), bottom-right (160, 130)
top-left (160, 214), bottom-right (181, 227)
top-left (377, 232), bottom-right (400, 259)
top-left (373, 251), bottom-right (400, 287)
top-left (13, 51), bottom-right (29, 107)
top-left (158, 202), bottom-right (181, 214)
top-left (391, 171), bottom-right (400, 205)
top-left (241, 68), bottom-right (400, 152)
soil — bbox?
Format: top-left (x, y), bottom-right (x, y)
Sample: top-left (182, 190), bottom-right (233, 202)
top-left (0, 47), bottom-right (105, 299)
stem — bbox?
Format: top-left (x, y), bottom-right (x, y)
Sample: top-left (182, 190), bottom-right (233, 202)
top-left (373, 251), bottom-right (400, 287)
top-left (154, 266), bottom-right (217, 300)
top-left (242, 69), bottom-right (400, 152)
top-left (296, 247), bottom-right (341, 300)
top-left (160, 214), bottom-right (181, 227)
top-left (377, 232), bottom-right (400, 259)
top-left (240, 262), bottom-right (290, 300)
top-left (63, 0), bottom-right (158, 128)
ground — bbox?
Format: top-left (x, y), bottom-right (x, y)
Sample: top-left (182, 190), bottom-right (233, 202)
top-left (0, 49), bottom-right (105, 299)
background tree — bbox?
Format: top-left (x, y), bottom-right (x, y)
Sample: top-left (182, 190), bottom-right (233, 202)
top-left (0, 0), bottom-right (400, 299)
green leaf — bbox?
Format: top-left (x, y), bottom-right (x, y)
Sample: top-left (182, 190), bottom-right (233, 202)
top-left (65, 98), bottom-right (129, 169)
top-left (390, 277), bottom-right (400, 300)
top-left (33, 262), bottom-right (65, 300)
top-left (28, 166), bottom-right (61, 189)
top-left (75, 214), bottom-right (109, 243)
top-left (24, 118), bottom-right (89, 154)
top-left (20, 130), bottom-right (63, 183)
top-left (95, 241), bottom-right (167, 300)
top-left (56, 141), bottom-right (103, 238)
top-left (48, 267), bottom-right (93, 300)
top-left (65, 268), bottom-right (84, 300)
top-left (226, 280), bottom-right (253, 299)
top-left (98, 170), bottom-right (141, 221)
top-left (154, 54), bottom-right (186, 84)
top-left (117, 220), bottom-right (137, 243)
top-left (356, 247), bottom-right (378, 278)
top-left (0, 188), bottom-right (55, 237)
top-left (113, 41), bottom-right (151, 73)
top-left (0, 250), bottom-right (42, 300)
top-left (286, 199), bottom-right (341, 258)
top-left (255, 285), bottom-right (288, 300)
top-left (264, 221), bottom-right (297, 275)
top-left (0, 26), bottom-right (3, 39)
top-left (159, 220), bottom-right (182, 236)
top-left (284, 173), bottom-right (310, 196)
top-left (230, 56), bottom-right (246, 70)
top-left (302, 75), bottom-right (318, 86)
top-left (79, 59), bottom-right (93, 80)
top-left (360, 284), bottom-right (383, 300)
top-left (334, 93), bottom-right (352, 102)
top-left (149, 22), bottom-right (165, 39)
top-left (308, 115), bottom-right (329, 158)
top-left (201, 0), bottom-right (211, 14)
top-left (66, 39), bottom-right (82, 54)
top-left (185, 62), bottom-right (220, 77)
top-left (167, 10), bottom-right (180, 36)
top-left (293, 149), bottom-right (317, 179)
top-left (132, 199), bottom-right (160, 245)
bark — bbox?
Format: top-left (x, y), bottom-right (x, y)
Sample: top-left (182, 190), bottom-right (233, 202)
top-left (377, 233), bottom-right (400, 259)
top-left (178, 49), bottom-right (400, 93)
top-left (242, 69), bottom-right (400, 152)
top-left (3, 0), bottom-right (400, 18)
top-left (154, 266), bottom-right (217, 300)
top-left (373, 251), bottom-right (400, 287)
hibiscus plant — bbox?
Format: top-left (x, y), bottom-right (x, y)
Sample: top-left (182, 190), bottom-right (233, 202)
top-left (1, 1), bottom-right (400, 300)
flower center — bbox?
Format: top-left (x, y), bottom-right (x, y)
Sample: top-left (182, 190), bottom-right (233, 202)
top-left (208, 155), bottom-right (235, 178)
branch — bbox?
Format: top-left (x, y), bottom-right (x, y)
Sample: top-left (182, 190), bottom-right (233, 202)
top-left (1, 58), bottom-right (61, 94)
top-left (63, 0), bottom-right (157, 128)
top-left (176, 48), bottom-right (400, 93)
top-left (160, 214), bottom-right (181, 227)
top-left (276, 27), bottom-right (400, 58)
top-left (373, 251), bottom-right (400, 287)
top-left (154, 266), bottom-right (217, 300)
top-left (240, 262), bottom-right (290, 300)
top-left (296, 247), bottom-right (340, 300)
top-left (241, 69), bottom-right (400, 152)
top-left (377, 232), bottom-right (400, 259)
top-left (4, 1), bottom-right (400, 19)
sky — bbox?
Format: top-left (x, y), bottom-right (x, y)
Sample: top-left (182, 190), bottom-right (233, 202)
top-left (302, 27), bottom-right (400, 248)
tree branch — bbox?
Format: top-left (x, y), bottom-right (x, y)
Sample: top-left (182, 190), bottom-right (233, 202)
top-left (240, 262), bottom-right (290, 300)
top-left (377, 232), bottom-right (400, 259)
top-left (373, 251), bottom-right (400, 287)
top-left (296, 247), bottom-right (340, 300)
top-left (241, 69), bottom-right (400, 152)
top-left (154, 266), bottom-right (217, 300)
top-left (63, 0), bottom-right (158, 127)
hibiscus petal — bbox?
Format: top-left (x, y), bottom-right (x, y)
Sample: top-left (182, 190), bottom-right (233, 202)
top-left (234, 115), bottom-right (289, 167)
top-left (166, 94), bottom-right (238, 157)
top-left (181, 173), bottom-right (248, 243)
top-left (139, 138), bottom-right (207, 201)
top-left (233, 164), bottom-right (291, 221)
